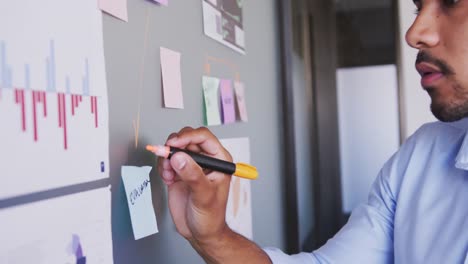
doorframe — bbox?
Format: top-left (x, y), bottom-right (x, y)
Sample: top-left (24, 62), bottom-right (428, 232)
top-left (277, 0), bottom-right (346, 252)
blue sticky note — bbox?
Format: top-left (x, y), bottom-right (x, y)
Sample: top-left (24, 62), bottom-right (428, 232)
top-left (121, 166), bottom-right (158, 240)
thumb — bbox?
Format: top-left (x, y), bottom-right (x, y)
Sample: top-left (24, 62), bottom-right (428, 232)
top-left (170, 152), bottom-right (213, 205)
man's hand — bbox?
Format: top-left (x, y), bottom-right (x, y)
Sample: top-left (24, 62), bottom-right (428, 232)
top-left (157, 126), bottom-right (271, 263)
top-left (157, 127), bottom-right (232, 243)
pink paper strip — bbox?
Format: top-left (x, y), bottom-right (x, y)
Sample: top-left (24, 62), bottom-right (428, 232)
top-left (98, 0), bottom-right (128, 22)
top-left (234, 82), bottom-right (248, 122)
top-left (160, 47), bottom-right (184, 109)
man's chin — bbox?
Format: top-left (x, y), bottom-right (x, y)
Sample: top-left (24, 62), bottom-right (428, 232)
top-left (430, 102), bottom-right (468, 122)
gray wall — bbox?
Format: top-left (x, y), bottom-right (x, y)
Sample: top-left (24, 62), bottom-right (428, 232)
top-left (104, 0), bottom-right (285, 263)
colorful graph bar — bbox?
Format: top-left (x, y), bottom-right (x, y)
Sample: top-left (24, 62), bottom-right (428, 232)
top-left (83, 58), bottom-right (90, 96)
top-left (47, 40), bottom-right (56, 92)
top-left (0, 40), bottom-right (100, 150)
top-left (1, 41), bottom-right (13, 89)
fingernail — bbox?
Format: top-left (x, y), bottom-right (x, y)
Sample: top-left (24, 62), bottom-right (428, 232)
top-left (172, 154), bottom-right (186, 170)
top-left (167, 136), bottom-right (178, 144)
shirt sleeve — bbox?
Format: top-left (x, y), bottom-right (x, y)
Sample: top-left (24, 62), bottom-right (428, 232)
top-left (264, 152), bottom-right (400, 264)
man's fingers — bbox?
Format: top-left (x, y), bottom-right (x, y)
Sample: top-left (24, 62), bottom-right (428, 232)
top-left (170, 152), bottom-right (215, 206)
top-left (165, 128), bottom-right (203, 154)
top-left (166, 132), bottom-right (179, 141)
top-left (167, 127), bottom-right (231, 161)
top-left (158, 158), bottom-right (183, 185)
top-left (167, 183), bottom-right (192, 239)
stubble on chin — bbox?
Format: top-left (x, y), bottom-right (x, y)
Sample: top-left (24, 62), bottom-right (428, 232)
top-left (428, 82), bottom-right (468, 122)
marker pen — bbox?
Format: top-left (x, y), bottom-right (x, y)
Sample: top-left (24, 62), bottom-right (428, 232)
top-left (146, 145), bottom-right (258, 180)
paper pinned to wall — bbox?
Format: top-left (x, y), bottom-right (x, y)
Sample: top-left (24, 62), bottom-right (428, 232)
top-left (234, 81), bottom-right (248, 122)
top-left (0, 0), bottom-right (110, 199)
top-left (0, 187), bottom-right (113, 263)
top-left (152, 0), bottom-right (169, 6)
top-left (220, 79), bottom-right (235, 124)
top-left (220, 137), bottom-right (253, 240)
top-left (121, 166), bottom-right (159, 240)
top-left (202, 76), bottom-right (222, 126)
top-left (160, 47), bottom-right (184, 109)
top-left (98, 0), bottom-right (128, 22)
top-left (202, 0), bottom-right (245, 54)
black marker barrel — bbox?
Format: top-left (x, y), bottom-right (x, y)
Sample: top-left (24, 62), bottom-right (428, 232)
top-left (168, 146), bottom-right (236, 175)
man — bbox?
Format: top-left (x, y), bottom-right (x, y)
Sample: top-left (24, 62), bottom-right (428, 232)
top-left (157, 0), bottom-right (468, 263)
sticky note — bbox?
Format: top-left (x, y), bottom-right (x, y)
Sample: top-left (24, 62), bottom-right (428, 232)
top-left (220, 79), bottom-right (235, 124)
top-left (121, 166), bottom-right (158, 240)
top-left (160, 47), bottom-right (184, 109)
top-left (152, 0), bottom-right (169, 6)
top-left (98, 0), bottom-right (128, 22)
top-left (202, 76), bottom-right (222, 126)
top-left (234, 82), bottom-right (248, 122)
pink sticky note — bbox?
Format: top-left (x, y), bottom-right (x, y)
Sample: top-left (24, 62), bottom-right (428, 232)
top-left (220, 79), bottom-right (235, 124)
top-left (234, 82), bottom-right (248, 122)
top-left (160, 47), bottom-right (184, 109)
top-left (98, 0), bottom-right (128, 22)
top-left (152, 0), bottom-right (169, 6)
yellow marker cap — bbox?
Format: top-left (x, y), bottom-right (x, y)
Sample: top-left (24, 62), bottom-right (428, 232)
top-left (234, 163), bottom-right (258, 180)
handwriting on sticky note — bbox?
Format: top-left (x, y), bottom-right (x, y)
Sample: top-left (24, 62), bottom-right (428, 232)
top-left (202, 76), bottom-right (221, 126)
top-left (129, 178), bottom-right (150, 205)
top-left (220, 79), bottom-right (235, 124)
top-left (121, 166), bottom-right (158, 240)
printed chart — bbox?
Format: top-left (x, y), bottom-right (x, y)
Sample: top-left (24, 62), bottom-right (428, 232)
top-left (0, 1), bottom-right (109, 199)
top-left (202, 0), bottom-right (245, 54)
top-left (0, 187), bottom-right (113, 263)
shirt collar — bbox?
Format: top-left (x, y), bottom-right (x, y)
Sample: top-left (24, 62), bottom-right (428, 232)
top-left (451, 118), bottom-right (468, 170)
top-left (447, 117), bottom-right (468, 131)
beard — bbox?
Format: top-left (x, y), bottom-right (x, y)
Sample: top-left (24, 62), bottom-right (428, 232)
top-left (427, 83), bottom-right (468, 122)
top-left (415, 51), bottom-right (468, 122)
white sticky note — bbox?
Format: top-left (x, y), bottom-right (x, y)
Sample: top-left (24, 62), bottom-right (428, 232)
top-left (121, 166), bottom-right (158, 240)
top-left (160, 47), bottom-right (184, 109)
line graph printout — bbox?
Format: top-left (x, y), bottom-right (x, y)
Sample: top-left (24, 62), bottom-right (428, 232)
top-left (0, 187), bottom-right (113, 263)
top-left (0, 1), bottom-right (109, 199)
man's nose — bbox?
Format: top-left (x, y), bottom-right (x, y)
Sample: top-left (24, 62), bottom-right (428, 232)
top-left (405, 6), bottom-right (440, 50)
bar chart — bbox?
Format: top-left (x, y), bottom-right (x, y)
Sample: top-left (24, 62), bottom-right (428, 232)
top-left (1, 41), bottom-right (100, 150)
top-left (0, 0), bottom-right (109, 200)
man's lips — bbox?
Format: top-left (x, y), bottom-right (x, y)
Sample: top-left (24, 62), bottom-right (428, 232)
top-left (416, 62), bottom-right (445, 87)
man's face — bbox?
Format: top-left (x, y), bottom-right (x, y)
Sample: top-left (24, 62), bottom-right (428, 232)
top-left (406, 0), bottom-right (468, 122)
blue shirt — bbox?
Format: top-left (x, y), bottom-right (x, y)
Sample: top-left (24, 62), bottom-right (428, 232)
top-left (265, 120), bottom-right (468, 263)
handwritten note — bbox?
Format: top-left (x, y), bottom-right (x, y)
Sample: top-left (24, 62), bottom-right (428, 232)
top-left (98, 0), bottom-right (128, 22)
top-left (234, 82), bottom-right (248, 122)
top-left (202, 76), bottom-right (221, 126)
top-left (121, 166), bottom-right (158, 240)
top-left (161, 47), bottom-right (184, 109)
top-left (220, 79), bottom-right (235, 124)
